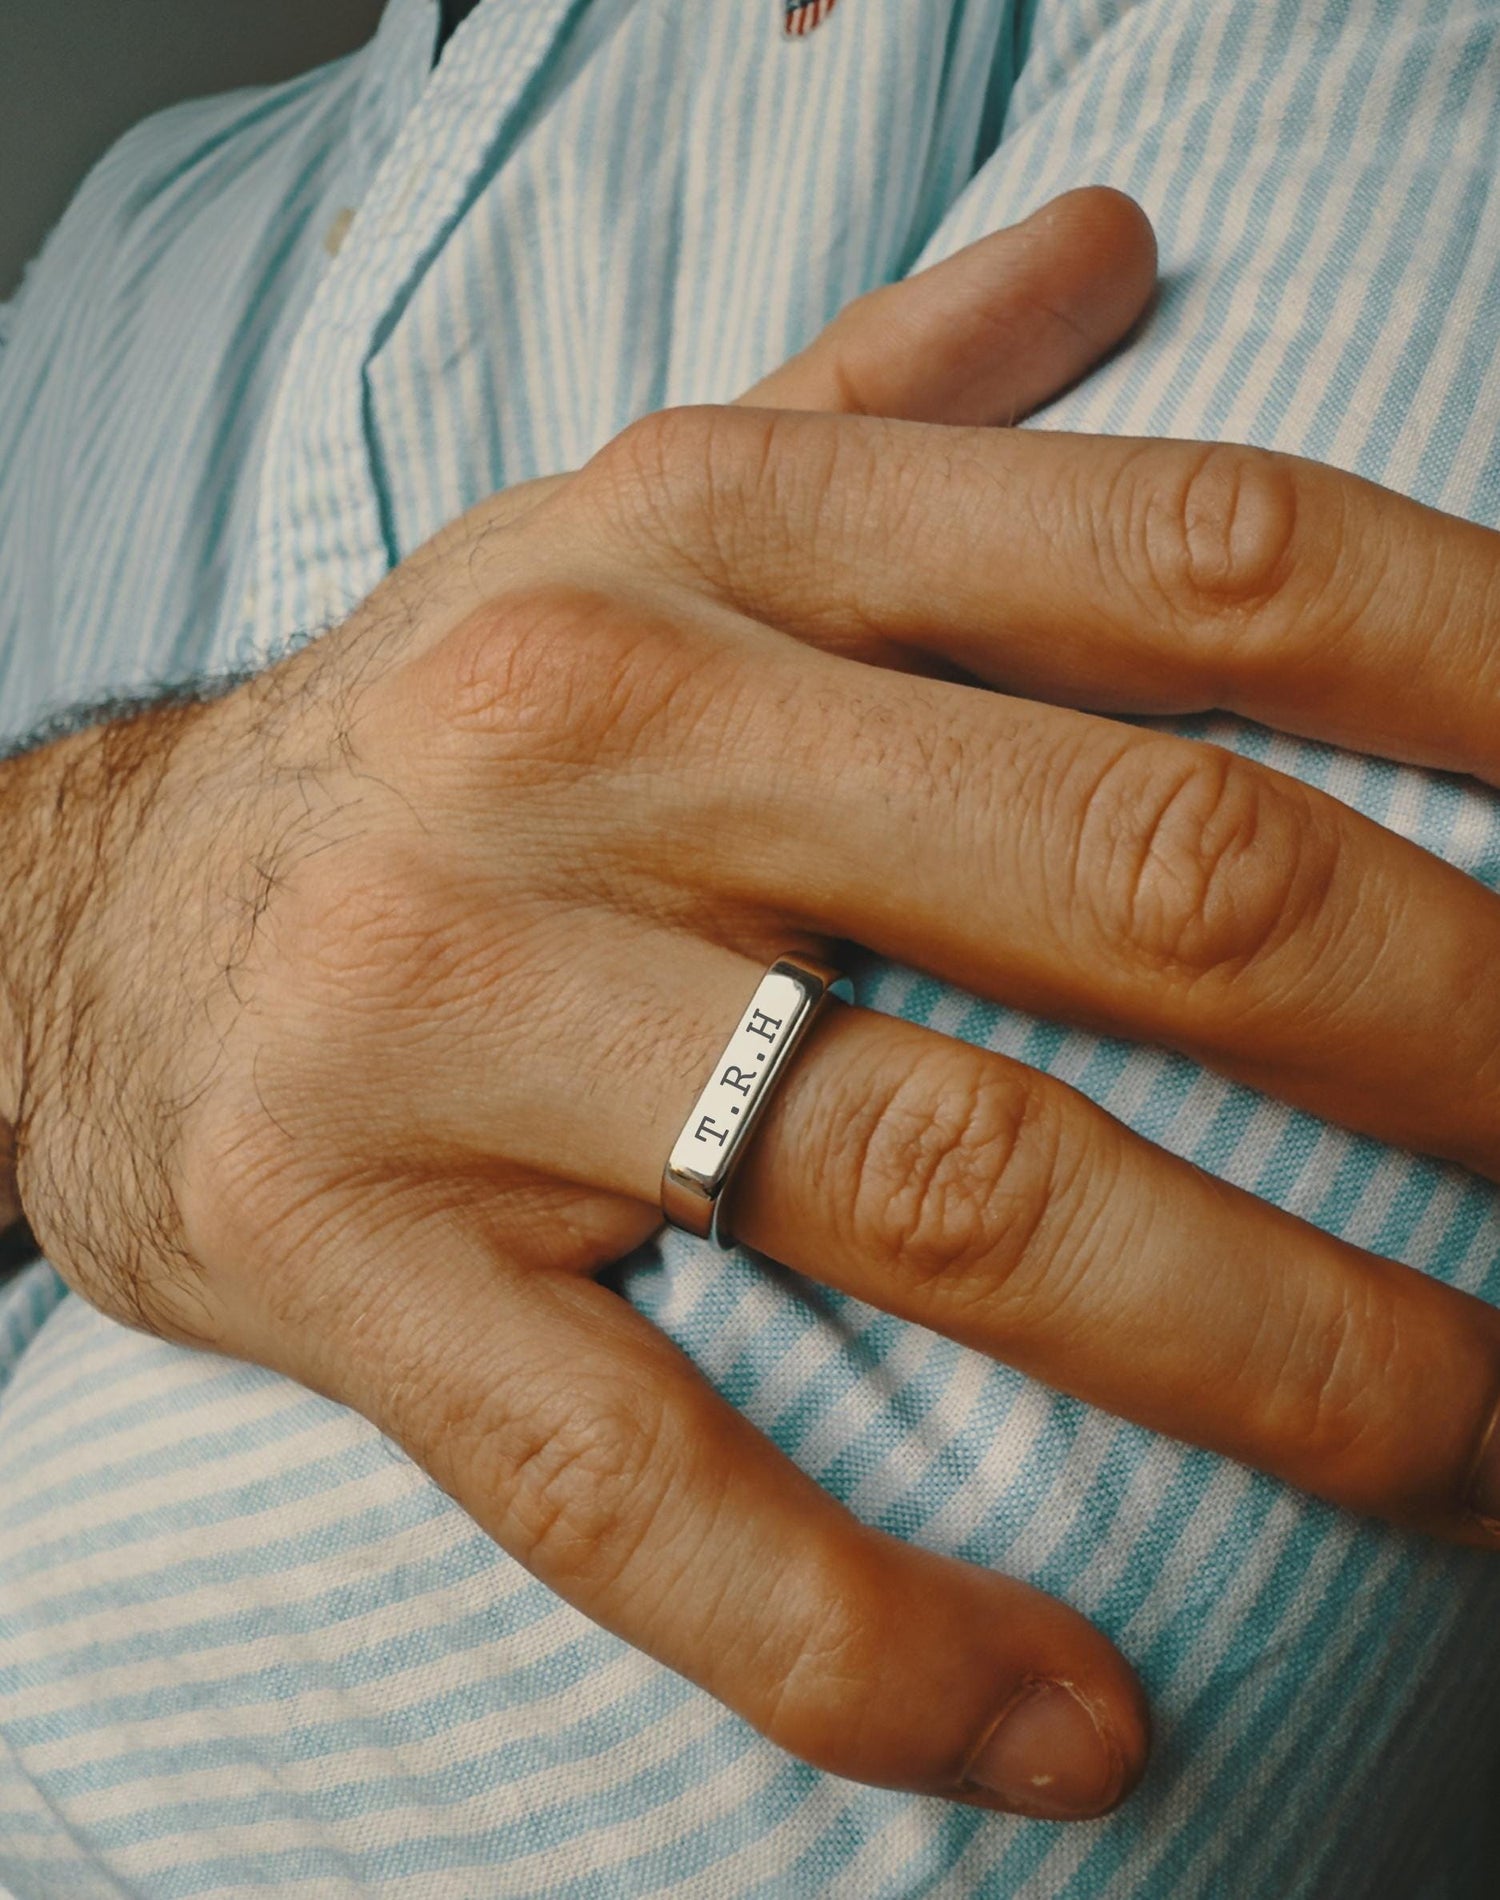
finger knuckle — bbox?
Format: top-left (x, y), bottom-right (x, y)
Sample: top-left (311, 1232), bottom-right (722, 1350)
top-left (420, 582), bottom-right (706, 764)
top-left (580, 404), bottom-right (747, 565)
top-left (582, 403), bottom-right (843, 602)
top-left (1074, 738), bottom-right (1337, 987)
top-left (1142, 442), bottom-right (1303, 625)
top-left (838, 1050), bottom-right (1064, 1306)
top-left (1263, 1285), bottom-right (1385, 1469)
top-left (487, 1385), bottom-right (671, 1588)
top-left (1274, 1291), bottom-right (1500, 1525)
top-left (749, 1537), bottom-right (1016, 1792)
top-left (750, 1542), bottom-right (892, 1770)
top-left (1245, 1277), bottom-right (1432, 1512)
top-left (590, 403), bottom-right (726, 498)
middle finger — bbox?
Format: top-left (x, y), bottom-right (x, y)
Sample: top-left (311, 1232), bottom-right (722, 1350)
top-left (625, 619), bottom-right (1500, 1181)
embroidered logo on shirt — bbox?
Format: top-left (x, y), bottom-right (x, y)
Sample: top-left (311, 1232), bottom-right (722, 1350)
top-left (784, 0), bottom-right (838, 36)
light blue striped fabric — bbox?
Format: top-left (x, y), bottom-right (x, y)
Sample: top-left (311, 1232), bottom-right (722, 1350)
top-left (2, 0), bottom-right (1500, 1892)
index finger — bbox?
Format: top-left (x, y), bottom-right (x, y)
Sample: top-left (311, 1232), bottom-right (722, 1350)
top-left (576, 407), bottom-right (1500, 785)
top-left (451, 190), bottom-right (1156, 543)
top-left (742, 188), bottom-right (1156, 424)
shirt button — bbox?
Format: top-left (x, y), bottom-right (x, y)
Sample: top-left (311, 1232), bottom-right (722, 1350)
top-left (323, 207), bottom-right (356, 257)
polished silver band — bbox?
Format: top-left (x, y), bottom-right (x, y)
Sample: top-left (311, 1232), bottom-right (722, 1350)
top-left (661, 954), bottom-right (853, 1248)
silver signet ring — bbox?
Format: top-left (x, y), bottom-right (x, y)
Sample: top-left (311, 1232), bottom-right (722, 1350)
top-left (660, 954), bottom-right (853, 1248)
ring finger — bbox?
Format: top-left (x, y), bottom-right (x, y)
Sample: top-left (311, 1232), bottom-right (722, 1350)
top-left (382, 912), bottom-right (1500, 1549)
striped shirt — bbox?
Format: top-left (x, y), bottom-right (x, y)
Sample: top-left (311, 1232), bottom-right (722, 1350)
top-left (3, 0), bottom-right (1500, 1892)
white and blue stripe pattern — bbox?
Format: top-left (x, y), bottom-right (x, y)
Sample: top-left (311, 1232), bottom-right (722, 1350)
top-left (3, 0), bottom-right (1500, 1891)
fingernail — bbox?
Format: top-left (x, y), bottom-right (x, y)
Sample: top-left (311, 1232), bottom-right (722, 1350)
top-left (1465, 1395), bottom-right (1500, 1536)
top-left (964, 1681), bottom-right (1123, 1819)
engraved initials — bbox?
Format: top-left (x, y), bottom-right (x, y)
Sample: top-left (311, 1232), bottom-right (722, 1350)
top-left (746, 1009), bottom-right (783, 1042)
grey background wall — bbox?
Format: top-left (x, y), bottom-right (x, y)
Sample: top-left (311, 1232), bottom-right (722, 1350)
top-left (0, 0), bottom-right (387, 298)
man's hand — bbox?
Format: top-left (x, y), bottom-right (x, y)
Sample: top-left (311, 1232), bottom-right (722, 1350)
top-left (4, 184), bottom-right (1500, 1822)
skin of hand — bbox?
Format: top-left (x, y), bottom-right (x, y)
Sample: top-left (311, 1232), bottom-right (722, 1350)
top-left (3, 184), bottom-right (1500, 1822)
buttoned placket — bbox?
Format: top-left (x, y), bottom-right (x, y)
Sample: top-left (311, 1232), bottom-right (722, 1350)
top-left (230, 0), bottom-right (586, 666)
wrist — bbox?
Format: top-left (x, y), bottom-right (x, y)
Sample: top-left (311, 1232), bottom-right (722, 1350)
top-left (0, 700), bottom-right (208, 1233)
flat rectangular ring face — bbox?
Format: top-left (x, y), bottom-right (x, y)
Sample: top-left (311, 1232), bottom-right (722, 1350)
top-left (665, 967), bottom-right (818, 1209)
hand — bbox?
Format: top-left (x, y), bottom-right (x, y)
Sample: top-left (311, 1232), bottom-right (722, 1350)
top-left (3, 184), bottom-right (1498, 1825)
